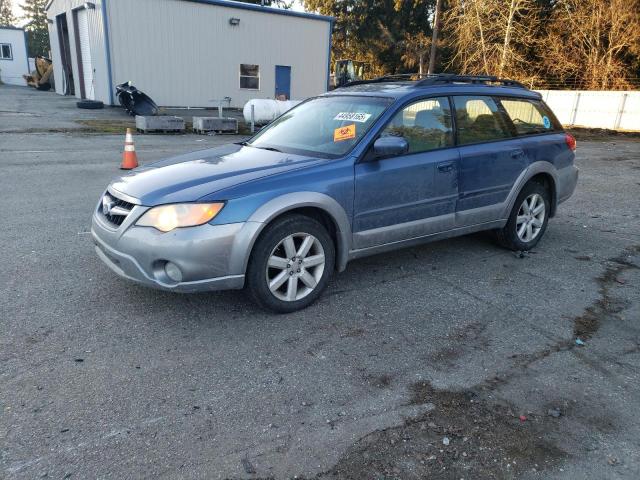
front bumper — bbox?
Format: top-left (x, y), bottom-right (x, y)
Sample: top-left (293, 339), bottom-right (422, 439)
top-left (92, 208), bottom-right (261, 293)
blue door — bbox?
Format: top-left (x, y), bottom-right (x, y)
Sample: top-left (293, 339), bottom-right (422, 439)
top-left (353, 97), bottom-right (459, 249)
top-left (452, 95), bottom-right (526, 226)
top-left (275, 65), bottom-right (291, 100)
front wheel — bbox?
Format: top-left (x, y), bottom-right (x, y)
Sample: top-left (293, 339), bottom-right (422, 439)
top-left (246, 214), bottom-right (335, 313)
top-left (496, 182), bottom-right (550, 251)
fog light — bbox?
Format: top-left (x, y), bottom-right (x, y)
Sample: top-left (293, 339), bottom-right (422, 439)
top-left (164, 262), bottom-right (183, 283)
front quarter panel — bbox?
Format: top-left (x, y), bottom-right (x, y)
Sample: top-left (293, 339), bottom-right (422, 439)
top-left (201, 158), bottom-right (356, 272)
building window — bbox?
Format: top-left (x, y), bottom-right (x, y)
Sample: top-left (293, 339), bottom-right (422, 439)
top-left (240, 64), bottom-right (259, 89)
top-left (0, 44), bottom-right (13, 60)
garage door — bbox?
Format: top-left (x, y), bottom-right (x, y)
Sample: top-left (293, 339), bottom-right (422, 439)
top-left (77, 9), bottom-right (94, 100)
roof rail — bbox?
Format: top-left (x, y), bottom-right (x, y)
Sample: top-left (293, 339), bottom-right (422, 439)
top-left (413, 74), bottom-right (527, 89)
top-left (338, 73), bottom-right (527, 89)
top-left (340, 74), bottom-right (416, 88)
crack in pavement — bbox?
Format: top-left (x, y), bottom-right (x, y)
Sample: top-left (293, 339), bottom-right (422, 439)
top-left (309, 244), bottom-right (640, 480)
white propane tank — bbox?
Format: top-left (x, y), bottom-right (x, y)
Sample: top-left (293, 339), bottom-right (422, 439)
top-left (243, 99), bottom-right (302, 125)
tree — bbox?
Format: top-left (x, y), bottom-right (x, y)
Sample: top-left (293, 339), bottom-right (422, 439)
top-left (442, 0), bottom-right (542, 82)
top-left (304, 0), bottom-right (436, 77)
top-left (427, 0), bottom-right (442, 74)
top-left (400, 31), bottom-right (431, 76)
top-left (21, 0), bottom-right (49, 57)
top-left (542, 0), bottom-right (640, 89)
top-left (0, 0), bottom-right (16, 26)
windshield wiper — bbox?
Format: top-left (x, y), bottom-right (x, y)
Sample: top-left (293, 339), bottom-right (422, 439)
top-left (237, 142), bottom-right (284, 153)
top-left (254, 146), bottom-right (283, 153)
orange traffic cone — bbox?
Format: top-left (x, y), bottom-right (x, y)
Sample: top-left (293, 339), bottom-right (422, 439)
top-left (120, 128), bottom-right (139, 170)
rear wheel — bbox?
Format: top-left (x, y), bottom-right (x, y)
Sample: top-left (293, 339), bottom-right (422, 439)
top-left (497, 181), bottom-right (550, 251)
top-left (246, 214), bottom-right (335, 313)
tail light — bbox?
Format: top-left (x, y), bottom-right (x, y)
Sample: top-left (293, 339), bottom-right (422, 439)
top-left (565, 134), bottom-right (576, 151)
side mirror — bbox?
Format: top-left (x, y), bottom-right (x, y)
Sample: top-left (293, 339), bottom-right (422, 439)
top-left (372, 136), bottom-right (409, 158)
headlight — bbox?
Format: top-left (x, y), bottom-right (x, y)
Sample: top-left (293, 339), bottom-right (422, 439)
top-left (136, 203), bottom-right (224, 232)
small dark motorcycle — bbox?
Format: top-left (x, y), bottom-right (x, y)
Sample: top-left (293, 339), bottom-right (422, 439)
top-left (115, 81), bottom-right (158, 116)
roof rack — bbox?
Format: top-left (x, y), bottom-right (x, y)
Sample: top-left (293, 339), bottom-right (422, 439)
top-left (339, 73), bottom-right (527, 90)
top-left (413, 74), bottom-right (527, 89)
top-left (340, 74), bottom-right (416, 88)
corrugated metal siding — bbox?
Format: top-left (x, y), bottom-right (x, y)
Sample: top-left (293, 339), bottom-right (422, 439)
top-left (0, 28), bottom-right (29, 86)
top-left (46, 0), bottom-right (110, 103)
top-left (537, 90), bottom-right (640, 132)
top-left (106, 0), bottom-right (330, 107)
top-left (77, 9), bottom-right (95, 99)
top-left (47, 20), bottom-right (63, 94)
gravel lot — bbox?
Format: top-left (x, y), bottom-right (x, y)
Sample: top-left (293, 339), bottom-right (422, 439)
top-left (1, 87), bottom-right (639, 479)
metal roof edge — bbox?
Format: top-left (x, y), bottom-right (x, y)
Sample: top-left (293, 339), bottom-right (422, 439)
top-left (44, 0), bottom-right (333, 22)
top-left (0, 26), bottom-right (26, 31)
top-left (181, 0), bottom-right (334, 23)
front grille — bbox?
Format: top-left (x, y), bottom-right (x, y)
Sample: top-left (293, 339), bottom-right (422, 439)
top-left (99, 191), bottom-right (135, 227)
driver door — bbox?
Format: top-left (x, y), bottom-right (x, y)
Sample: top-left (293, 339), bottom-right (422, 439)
top-left (353, 97), bottom-right (459, 250)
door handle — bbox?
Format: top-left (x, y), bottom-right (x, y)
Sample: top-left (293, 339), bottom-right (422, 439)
top-left (511, 149), bottom-right (525, 158)
top-left (437, 162), bottom-right (454, 173)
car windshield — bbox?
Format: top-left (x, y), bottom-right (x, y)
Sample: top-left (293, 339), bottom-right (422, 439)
top-left (246, 95), bottom-right (393, 158)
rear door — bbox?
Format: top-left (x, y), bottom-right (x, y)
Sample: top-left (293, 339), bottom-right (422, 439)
top-left (498, 96), bottom-right (569, 168)
top-left (453, 95), bottom-right (525, 226)
top-left (353, 97), bottom-right (459, 249)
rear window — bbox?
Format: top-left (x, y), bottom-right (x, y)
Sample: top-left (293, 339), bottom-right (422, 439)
top-left (453, 96), bottom-right (513, 145)
top-left (499, 98), bottom-right (561, 135)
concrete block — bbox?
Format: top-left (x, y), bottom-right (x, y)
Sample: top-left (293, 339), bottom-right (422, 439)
top-left (193, 116), bottom-right (238, 134)
top-left (135, 115), bottom-right (185, 133)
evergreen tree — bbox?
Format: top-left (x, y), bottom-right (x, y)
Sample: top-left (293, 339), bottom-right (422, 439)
top-left (304, 0), bottom-right (436, 77)
top-left (21, 0), bottom-right (49, 57)
top-left (0, 0), bottom-right (16, 26)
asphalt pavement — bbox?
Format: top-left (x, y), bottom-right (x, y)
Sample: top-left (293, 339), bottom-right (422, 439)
top-left (1, 86), bottom-right (639, 479)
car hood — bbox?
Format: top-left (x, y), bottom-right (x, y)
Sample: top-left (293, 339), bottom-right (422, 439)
top-left (110, 144), bottom-right (324, 205)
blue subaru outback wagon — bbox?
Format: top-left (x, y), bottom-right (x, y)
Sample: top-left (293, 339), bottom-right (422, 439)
top-left (92, 74), bottom-right (578, 312)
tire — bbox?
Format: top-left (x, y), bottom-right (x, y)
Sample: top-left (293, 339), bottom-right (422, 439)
top-left (77, 100), bottom-right (104, 110)
top-left (246, 214), bottom-right (335, 313)
top-left (496, 181), bottom-right (550, 251)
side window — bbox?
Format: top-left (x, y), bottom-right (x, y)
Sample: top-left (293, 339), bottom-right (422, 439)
top-left (381, 97), bottom-right (453, 154)
top-left (453, 96), bottom-right (512, 145)
top-left (500, 98), bottom-right (559, 135)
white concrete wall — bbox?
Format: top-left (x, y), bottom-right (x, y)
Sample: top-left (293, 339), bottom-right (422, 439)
top-left (46, 0), bottom-right (111, 104)
top-left (105, 0), bottom-right (331, 108)
top-left (0, 28), bottom-right (29, 86)
top-left (537, 90), bottom-right (640, 132)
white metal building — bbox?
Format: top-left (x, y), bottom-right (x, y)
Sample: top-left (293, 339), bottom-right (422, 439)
top-left (45, 0), bottom-right (333, 107)
top-left (0, 26), bottom-right (29, 86)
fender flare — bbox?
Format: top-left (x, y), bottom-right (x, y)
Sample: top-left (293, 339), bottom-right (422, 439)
top-left (501, 162), bottom-right (559, 219)
top-left (240, 192), bottom-right (352, 273)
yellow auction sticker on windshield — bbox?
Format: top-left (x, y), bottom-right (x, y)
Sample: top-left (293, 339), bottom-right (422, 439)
top-left (334, 124), bottom-right (356, 142)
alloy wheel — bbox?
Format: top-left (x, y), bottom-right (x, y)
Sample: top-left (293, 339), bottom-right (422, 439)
top-left (516, 193), bottom-right (546, 243)
top-left (265, 233), bottom-right (326, 302)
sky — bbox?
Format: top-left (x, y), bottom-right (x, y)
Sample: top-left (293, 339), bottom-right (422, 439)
top-left (10, 0), bottom-right (23, 17)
